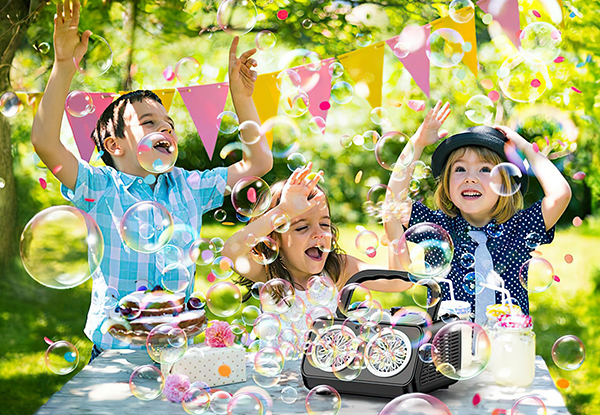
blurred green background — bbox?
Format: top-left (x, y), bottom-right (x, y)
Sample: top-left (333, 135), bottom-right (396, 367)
top-left (1, 0), bottom-right (600, 414)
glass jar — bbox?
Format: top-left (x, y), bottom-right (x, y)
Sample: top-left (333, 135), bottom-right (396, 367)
top-left (490, 324), bottom-right (535, 387)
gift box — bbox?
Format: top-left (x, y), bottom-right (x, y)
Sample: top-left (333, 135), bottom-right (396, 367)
top-left (162, 343), bottom-right (247, 387)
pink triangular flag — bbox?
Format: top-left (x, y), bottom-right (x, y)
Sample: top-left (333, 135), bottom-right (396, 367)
top-left (385, 25), bottom-right (431, 98)
top-left (477, 0), bottom-right (521, 47)
top-left (66, 93), bottom-right (117, 162)
top-left (296, 58), bottom-right (334, 123)
top-left (178, 83), bottom-right (229, 160)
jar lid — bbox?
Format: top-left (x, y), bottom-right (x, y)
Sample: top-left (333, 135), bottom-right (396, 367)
top-left (497, 313), bottom-right (532, 329)
top-left (486, 303), bottom-right (522, 320)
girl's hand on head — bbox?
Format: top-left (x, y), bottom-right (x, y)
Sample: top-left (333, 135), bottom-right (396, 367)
top-left (278, 162), bottom-right (325, 219)
top-left (494, 125), bottom-right (531, 152)
top-left (54, 0), bottom-right (91, 66)
top-left (414, 100), bottom-right (451, 148)
top-left (228, 36), bottom-right (258, 97)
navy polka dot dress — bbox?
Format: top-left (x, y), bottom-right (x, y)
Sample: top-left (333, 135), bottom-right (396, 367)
top-left (408, 200), bottom-right (555, 315)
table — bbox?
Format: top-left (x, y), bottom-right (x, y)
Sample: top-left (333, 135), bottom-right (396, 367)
top-left (36, 349), bottom-right (570, 415)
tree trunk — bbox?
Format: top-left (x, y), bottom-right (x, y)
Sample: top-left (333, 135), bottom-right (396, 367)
top-left (0, 0), bottom-right (45, 270)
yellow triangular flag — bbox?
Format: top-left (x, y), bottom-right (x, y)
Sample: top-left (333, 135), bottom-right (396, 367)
top-left (118, 89), bottom-right (175, 113)
top-left (338, 42), bottom-right (385, 109)
top-left (16, 92), bottom-right (44, 116)
top-left (254, 72), bottom-right (281, 148)
top-left (430, 14), bottom-right (478, 77)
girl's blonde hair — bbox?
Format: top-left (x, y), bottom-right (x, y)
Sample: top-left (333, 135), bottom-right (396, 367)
top-left (434, 146), bottom-right (524, 224)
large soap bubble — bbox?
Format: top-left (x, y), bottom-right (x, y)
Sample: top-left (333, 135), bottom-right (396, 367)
top-left (74, 34), bottom-right (113, 78)
top-left (426, 29), bottom-right (465, 68)
top-left (137, 132), bottom-right (178, 174)
top-left (45, 340), bottom-right (79, 375)
top-left (552, 335), bottom-right (585, 370)
top-left (520, 22), bottom-right (561, 65)
top-left (120, 201), bottom-right (174, 253)
top-left (217, 0), bottom-right (258, 36)
top-left (305, 385), bottom-right (341, 415)
top-left (20, 206), bottom-right (104, 289)
top-left (231, 177), bottom-right (272, 218)
top-left (206, 281), bottom-right (242, 317)
top-left (146, 323), bottom-right (188, 364)
top-left (378, 393), bottom-right (452, 415)
top-left (498, 54), bottom-right (549, 103)
top-left (449, 0), bottom-right (475, 23)
top-left (465, 95), bottom-right (494, 124)
top-left (129, 365), bottom-right (165, 401)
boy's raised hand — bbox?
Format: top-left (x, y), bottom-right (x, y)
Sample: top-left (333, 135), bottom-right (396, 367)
top-left (228, 36), bottom-right (258, 97)
top-left (279, 162), bottom-right (325, 219)
top-left (413, 100), bottom-right (451, 149)
top-left (54, 0), bottom-right (91, 67)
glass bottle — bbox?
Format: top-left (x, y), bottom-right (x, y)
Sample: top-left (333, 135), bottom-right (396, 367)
top-left (490, 315), bottom-right (535, 387)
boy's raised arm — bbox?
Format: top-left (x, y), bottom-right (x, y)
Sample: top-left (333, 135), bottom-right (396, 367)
top-left (31, 0), bottom-right (90, 192)
top-left (225, 37), bottom-right (273, 189)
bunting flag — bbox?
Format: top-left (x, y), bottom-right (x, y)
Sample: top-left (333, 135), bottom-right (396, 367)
top-left (477, 0), bottom-right (521, 48)
top-left (338, 42), bottom-right (385, 109)
top-left (385, 25), bottom-right (432, 98)
top-left (118, 88), bottom-right (176, 112)
top-left (296, 58), bottom-right (334, 124)
top-left (253, 71), bottom-right (281, 148)
top-left (16, 92), bottom-right (44, 116)
top-left (67, 93), bottom-right (117, 162)
top-left (178, 83), bottom-right (229, 160)
top-left (430, 14), bottom-right (478, 77)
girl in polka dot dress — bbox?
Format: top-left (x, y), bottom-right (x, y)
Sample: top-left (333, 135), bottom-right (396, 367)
top-left (386, 101), bottom-right (571, 316)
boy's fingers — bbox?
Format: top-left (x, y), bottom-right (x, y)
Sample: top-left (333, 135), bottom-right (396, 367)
top-left (81, 30), bottom-right (92, 47)
top-left (229, 36), bottom-right (239, 65)
top-left (239, 48), bottom-right (257, 62)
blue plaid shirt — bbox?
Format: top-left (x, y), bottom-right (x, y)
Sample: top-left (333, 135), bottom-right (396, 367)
top-left (61, 160), bottom-right (227, 349)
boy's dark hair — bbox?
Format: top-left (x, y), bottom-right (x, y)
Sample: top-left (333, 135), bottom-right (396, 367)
top-left (91, 90), bottom-right (163, 168)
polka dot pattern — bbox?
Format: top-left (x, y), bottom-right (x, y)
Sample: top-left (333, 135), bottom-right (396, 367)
top-left (408, 200), bottom-right (555, 315)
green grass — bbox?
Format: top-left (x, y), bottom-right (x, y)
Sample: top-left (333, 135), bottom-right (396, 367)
top-left (1, 224), bottom-right (599, 414)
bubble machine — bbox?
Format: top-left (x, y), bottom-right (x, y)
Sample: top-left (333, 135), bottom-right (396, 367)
top-left (301, 269), bottom-right (462, 398)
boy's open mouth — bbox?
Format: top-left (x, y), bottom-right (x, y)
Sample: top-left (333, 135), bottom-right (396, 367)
top-left (461, 190), bottom-right (482, 200)
top-left (153, 138), bottom-right (175, 155)
top-left (305, 247), bottom-right (324, 261)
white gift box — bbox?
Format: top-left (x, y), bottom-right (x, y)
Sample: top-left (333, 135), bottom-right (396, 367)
top-left (162, 343), bottom-right (247, 387)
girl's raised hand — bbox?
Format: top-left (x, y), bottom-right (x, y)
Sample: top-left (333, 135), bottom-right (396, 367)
top-left (228, 36), bottom-right (258, 97)
top-left (494, 125), bottom-right (531, 152)
top-left (54, 0), bottom-right (91, 67)
top-left (278, 162), bottom-right (325, 219)
top-left (413, 100), bottom-right (451, 148)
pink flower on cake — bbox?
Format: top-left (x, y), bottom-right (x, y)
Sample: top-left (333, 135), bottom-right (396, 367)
top-left (205, 320), bottom-right (235, 348)
top-left (164, 373), bottom-right (191, 403)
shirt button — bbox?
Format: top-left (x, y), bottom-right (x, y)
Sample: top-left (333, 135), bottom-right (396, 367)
top-left (138, 179), bottom-right (143, 184)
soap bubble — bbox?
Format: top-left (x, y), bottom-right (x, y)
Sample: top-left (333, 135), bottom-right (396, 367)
top-left (449, 0), bottom-right (475, 23)
top-left (356, 32), bottom-right (373, 47)
top-left (332, 351), bottom-right (363, 381)
top-left (281, 89), bottom-right (309, 118)
top-left (206, 281), bottom-right (242, 317)
top-left (182, 387), bottom-right (211, 414)
top-left (250, 282), bottom-right (264, 299)
top-left (328, 62), bottom-right (344, 78)
top-left (281, 386), bottom-right (298, 404)
top-left (146, 324), bottom-right (188, 364)
top-left (264, 116), bottom-right (301, 158)
top-left (361, 130), bottom-right (380, 151)
top-left (519, 257), bottom-right (554, 293)
top-left (231, 177), bottom-right (272, 218)
top-left (136, 131), bottom-right (178, 174)
top-left (511, 395), bottom-right (547, 415)
top-left (210, 237), bottom-right (224, 253)
top-left (227, 392), bottom-right (264, 415)
top-left (465, 95), bottom-right (494, 124)
top-left (217, 0), bottom-right (258, 36)
top-left (20, 206), bottom-right (104, 289)
top-left (306, 307), bottom-right (335, 330)
top-left (129, 365), bottom-right (165, 401)
top-left (250, 236), bottom-right (279, 265)
top-left (65, 90), bottom-right (94, 118)
top-left (187, 291), bottom-right (207, 310)
top-left (276, 69), bottom-right (301, 93)
top-left (120, 201), bottom-right (174, 253)
top-left (520, 22), bottom-right (561, 65)
top-left (74, 34), bottom-right (113, 77)
top-left (242, 305), bottom-right (261, 326)
top-left (279, 295), bottom-right (306, 323)
top-left (394, 223), bottom-right (454, 280)
top-left (355, 230), bottom-right (379, 257)
top-left (239, 120), bottom-right (262, 145)
top-left (160, 263), bottom-right (190, 292)
top-left (305, 385), bottom-right (341, 415)
top-left (307, 275), bottom-right (337, 306)
top-left (117, 293), bottom-right (142, 320)
top-left (462, 271), bottom-right (485, 295)
top-left (426, 29), bottom-right (464, 68)
top-left (253, 312), bottom-right (282, 341)
top-left (490, 162), bottom-right (523, 196)
top-left (302, 19), bottom-right (313, 29)
top-left (254, 346), bottom-right (284, 377)
top-left (217, 111), bottom-right (239, 135)
top-left (210, 390), bottom-right (233, 414)
top-left (432, 321), bottom-right (490, 380)
top-left (260, 278), bottom-right (295, 314)
top-left (331, 81), bottom-right (353, 105)
top-left (255, 30), bottom-right (276, 51)
top-left (309, 116), bottom-right (327, 134)
top-left (190, 238), bottom-right (216, 266)
top-left (45, 340), bottom-right (79, 375)
top-left (36, 42), bottom-right (51, 54)
top-left (175, 57), bottom-right (201, 85)
top-left (280, 49), bottom-right (322, 72)
top-left (379, 393), bottom-right (452, 415)
top-left (287, 152), bottom-right (307, 171)
top-left (410, 278), bottom-right (441, 308)
top-left (252, 372), bottom-right (281, 388)
top-left (498, 55), bottom-right (549, 103)
top-left (0, 91), bottom-right (22, 117)
top-left (552, 335), bottom-right (585, 370)
top-left (370, 107), bottom-right (389, 125)
top-left (418, 343), bottom-right (434, 363)
top-left (270, 211), bottom-right (291, 233)
top-left (460, 252), bottom-right (475, 268)
top-left (374, 131), bottom-right (411, 171)
top-left (210, 256), bottom-right (234, 280)
top-left (338, 283), bottom-right (372, 319)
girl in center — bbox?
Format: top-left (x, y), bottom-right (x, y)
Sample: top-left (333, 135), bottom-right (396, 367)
top-left (222, 162), bottom-right (413, 318)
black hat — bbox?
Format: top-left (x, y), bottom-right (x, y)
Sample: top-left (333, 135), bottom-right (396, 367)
top-left (431, 126), bottom-right (528, 195)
